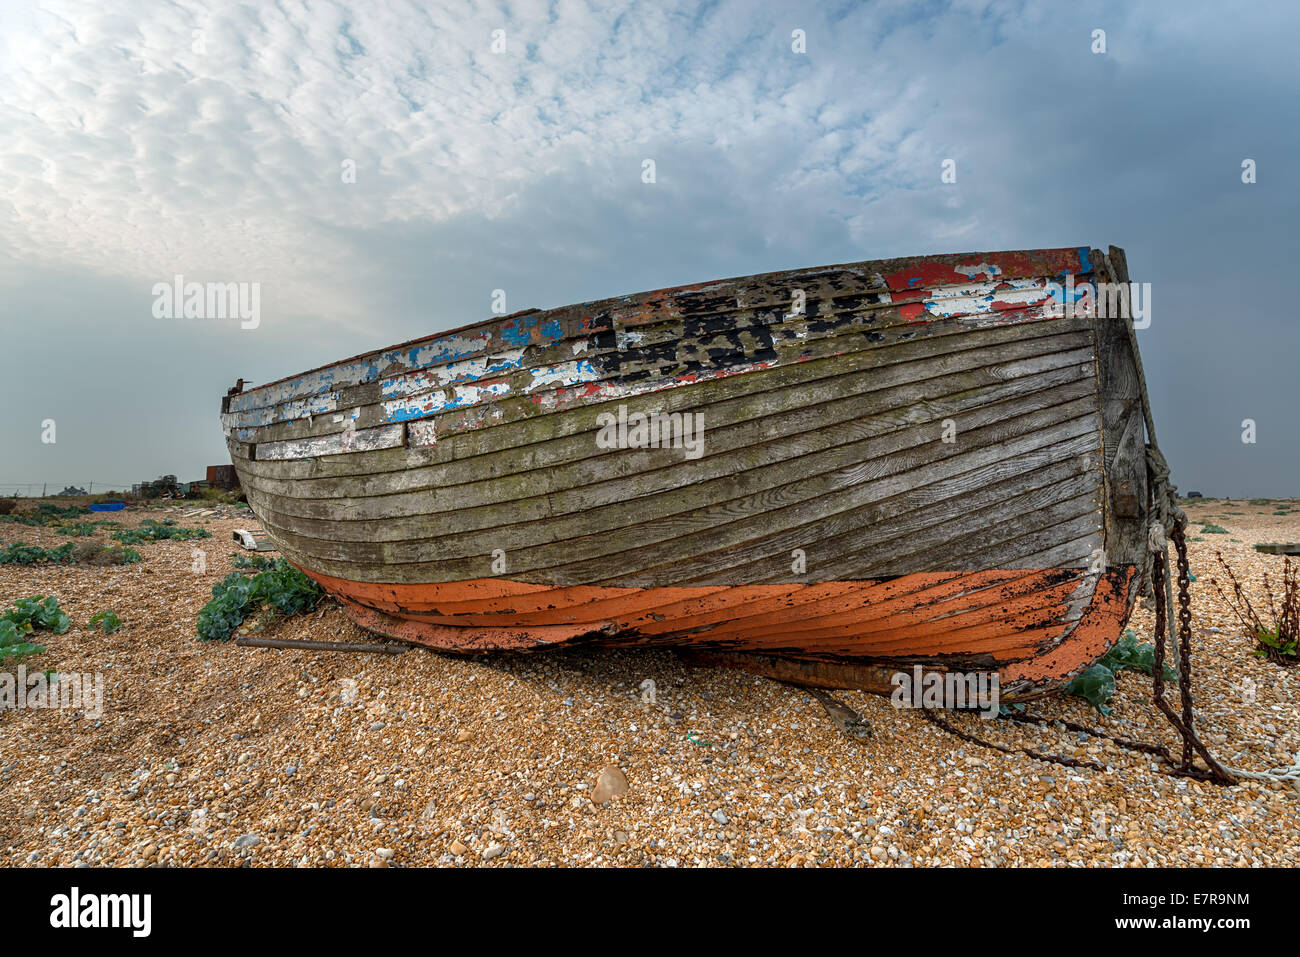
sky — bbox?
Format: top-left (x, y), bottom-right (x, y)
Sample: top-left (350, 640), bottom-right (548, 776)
top-left (0, 0), bottom-right (1296, 497)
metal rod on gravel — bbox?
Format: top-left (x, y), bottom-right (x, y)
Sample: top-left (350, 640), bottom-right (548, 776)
top-left (235, 636), bottom-right (408, 655)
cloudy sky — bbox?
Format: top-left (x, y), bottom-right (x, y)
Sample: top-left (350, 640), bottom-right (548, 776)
top-left (0, 0), bottom-right (1295, 496)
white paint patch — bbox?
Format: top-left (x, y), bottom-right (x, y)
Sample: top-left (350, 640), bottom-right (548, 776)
top-left (954, 262), bottom-right (1004, 281)
top-left (257, 423), bottom-right (405, 461)
top-left (407, 419), bottom-right (438, 446)
top-left (922, 278), bottom-right (1050, 318)
top-left (524, 359), bottom-right (600, 392)
top-left (381, 382), bottom-right (512, 422)
top-left (380, 349), bottom-right (525, 400)
top-left (615, 328), bottom-right (646, 350)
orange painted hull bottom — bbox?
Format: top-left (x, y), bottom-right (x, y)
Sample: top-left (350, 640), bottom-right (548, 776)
top-left (299, 564), bottom-right (1138, 700)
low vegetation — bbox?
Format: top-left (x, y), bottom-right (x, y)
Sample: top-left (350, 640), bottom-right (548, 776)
top-left (56, 521), bottom-right (111, 536)
top-left (111, 518), bottom-right (212, 545)
top-left (1210, 554), bottom-right (1298, 665)
top-left (73, 542), bottom-right (142, 565)
top-left (0, 542), bottom-right (76, 565)
top-left (0, 503), bottom-right (91, 527)
top-left (89, 610), bottom-right (124, 633)
top-left (231, 552), bottom-right (275, 572)
top-left (0, 596), bottom-right (71, 663)
top-left (1063, 629), bottom-right (1175, 714)
top-left (197, 559), bottom-right (323, 642)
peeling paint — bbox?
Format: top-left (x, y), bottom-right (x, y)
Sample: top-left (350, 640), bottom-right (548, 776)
top-left (382, 382), bottom-right (512, 423)
top-left (380, 349), bottom-right (525, 400)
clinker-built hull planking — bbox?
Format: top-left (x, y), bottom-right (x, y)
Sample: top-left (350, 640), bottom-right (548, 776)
top-left (222, 245), bottom-right (1148, 699)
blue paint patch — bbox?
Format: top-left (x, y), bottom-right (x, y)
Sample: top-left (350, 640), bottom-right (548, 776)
top-left (501, 313), bottom-right (565, 347)
top-left (501, 319), bottom-right (533, 345)
top-left (230, 331), bottom-right (492, 416)
top-left (1078, 247), bottom-right (1092, 273)
top-left (384, 404), bottom-right (440, 423)
top-left (379, 352), bottom-right (526, 399)
top-left (1044, 284), bottom-right (1086, 305)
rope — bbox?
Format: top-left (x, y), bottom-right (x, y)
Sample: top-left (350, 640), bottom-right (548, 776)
top-left (1114, 248), bottom-right (1297, 788)
top-left (874, 252), bottom-right (1294, 789)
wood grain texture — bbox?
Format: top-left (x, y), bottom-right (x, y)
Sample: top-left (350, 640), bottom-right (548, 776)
top-left (221, 245), bottom-right (1149, 694)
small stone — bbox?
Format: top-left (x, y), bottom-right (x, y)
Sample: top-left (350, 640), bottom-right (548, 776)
top-left (375, 848), bottom-right (395, 861)
top-left (449, 840), bottom-right (467, 856)
top-left (482, 844), bottom-right (506, 860)
top-left (590, 765), bottom-right (629, 804)
top-left (712, 809), bottom-right (728, 825)
top-left (454, 730), bottom-right (471, 744)
top-left (234, 834), bottom-right (261, 849)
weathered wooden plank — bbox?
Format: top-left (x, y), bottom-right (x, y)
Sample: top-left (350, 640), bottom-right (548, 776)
top-left (226, 247), bottom-right (1095, 417)
top-left (1093, 247), bottom-right (1148, 571)
top-left (231, 316), bottom-right (1095, 473)
top-left (256, 410), bottom-right (1101, 586)
top-left (238, 362), bottom-right (1095, 515)
top-left (257, 423), bottom-right (405, 461)
top-left (1255, 543), bottom-right (1300, 555)
top-left (238, 341), bottom-right (1097, 523)
top-left (248, 388), bottom-right (1101, 565)
top-left (235, 325), bottom-right (1096, 500)
top-left (229, 301), bottom-right (1086, 447)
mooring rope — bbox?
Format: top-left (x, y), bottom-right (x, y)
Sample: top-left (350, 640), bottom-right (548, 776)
top-left (921, 252), bottom-right (1297, 789)
top-left (1117, 252), bottom-right (1298, 788)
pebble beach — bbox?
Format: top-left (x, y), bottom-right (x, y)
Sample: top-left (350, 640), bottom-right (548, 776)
top-left (1, 498), bottom-right (1297, 868)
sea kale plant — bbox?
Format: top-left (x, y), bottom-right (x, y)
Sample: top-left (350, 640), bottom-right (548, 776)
top-left (1062, 629), bottom-right (1176, 714)
top-left (112, 519), bottom-right (212, 545)
top-left (0, 596), bottom-right (72, 663)
top-left (197, 558), bottom-right (323, 642)
top-left (0, 542), bottom-right (76, 565)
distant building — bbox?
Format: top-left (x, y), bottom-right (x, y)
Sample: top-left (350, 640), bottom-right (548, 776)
top-left (57, 486), bottom-right (87, 497)
top-left (206, 465), bottom-right (241, 491)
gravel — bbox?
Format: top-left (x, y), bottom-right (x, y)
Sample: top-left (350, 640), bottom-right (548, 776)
top-left (1, 500), bottom-right (1297, 867)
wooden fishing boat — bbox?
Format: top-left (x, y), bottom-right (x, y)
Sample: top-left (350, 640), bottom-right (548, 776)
top-left (221, 245), bottom-right (1149, 700)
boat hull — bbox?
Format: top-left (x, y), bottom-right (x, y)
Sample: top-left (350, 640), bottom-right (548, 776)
top-left (222, 245), bottom-right (1149, 698)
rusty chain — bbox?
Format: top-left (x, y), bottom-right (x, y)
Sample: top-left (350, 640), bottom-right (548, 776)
top-left (922, 483), bottom-right (1236, 785)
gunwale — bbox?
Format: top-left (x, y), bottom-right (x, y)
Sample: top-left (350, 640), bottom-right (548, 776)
top-left (225, 246), bottom-right (1094, 416)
